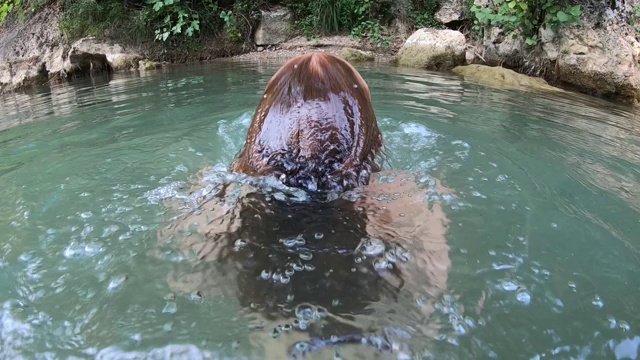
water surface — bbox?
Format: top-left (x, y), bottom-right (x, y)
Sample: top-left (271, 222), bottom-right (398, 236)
top-left (1, 59), bottom-right (639, 359)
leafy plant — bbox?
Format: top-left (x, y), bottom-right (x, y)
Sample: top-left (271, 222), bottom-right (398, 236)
top-left (470, 0), bottom-right (582, 46)
top-left (411, 0), bottom-right (442, 29)
top-left (351, 19), bottom-right (391, 47)
top-left (0, 0), bottom-right (21, 25)
top-left (220, 10), bottom-right (242, 42)
top-left (147, 0), bottom-right (201, 42)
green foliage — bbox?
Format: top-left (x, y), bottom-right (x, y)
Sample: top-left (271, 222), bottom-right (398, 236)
top-left (470, 0), bottom-right (583, 46)
top-left (351, 19), bottom-right (390, 47)
top-left (220, 10), bottom-right (242, 42)
top-left (147, 0), bottom-right (202, 42)
top-left (59, 0), bottom-right (131, 40)
top-left (0, 0), bottom-right (21, 25)
top-left (411, 0), bottom-right (442, 29)
top-left (282, 0), bottom-right (392, 46)
top-left (316, 0), bottom-right (340, 34)
top-left (630, 2), bottom-right (640, 38)
top-left (1, 0), bottom-right (52, 25)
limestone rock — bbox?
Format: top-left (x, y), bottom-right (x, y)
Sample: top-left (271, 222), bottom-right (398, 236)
top-left (452, 64), bottom-right (562, 92)
top-left (553, 26), bottom-right (640, 103)
top-left (70, 37), bottom-right (142, 71)
top-left (395, 28), bottom-right (466, 70)
top-left (255, 7), bottom-right (291, 46)
top-left (480, 27), bottom-right (526, 64)
top-left (339, 47), bottom-right (375, 62)
top-left (436, 0), bottom-right (464, 24)
top-left (0, 57), bottom-right (48, 92)
top-left (139, 60), bottom-right (162, 71)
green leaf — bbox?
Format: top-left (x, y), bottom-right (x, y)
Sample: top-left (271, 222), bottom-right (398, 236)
top-left (475, 11), bottom-right (487, 19)
top-left (557, 11), bottom-right (569, 22)
top-left (570, 5), bottom-right (581, 17)
top-left (152, 1), bottom-right (163, 12)
top-left (162, 31), bottom-right (169, 41)
top-left (519, 2), bottom-right (528, 10)
top-left (508, 1), bottom-right (516, 8)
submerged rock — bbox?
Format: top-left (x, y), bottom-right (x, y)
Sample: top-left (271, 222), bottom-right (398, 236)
top-left (255, 7), bottom-right (291, 46)
top-left (394, 28), bottom-right (466, 71)
top-left (340, 47), bottom-right (375, 62)
top-left (452, 64), bottom-right (562, 92)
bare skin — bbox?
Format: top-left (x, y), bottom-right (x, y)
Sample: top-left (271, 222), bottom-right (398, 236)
top-left (158, 169), bottom-right (453, 359)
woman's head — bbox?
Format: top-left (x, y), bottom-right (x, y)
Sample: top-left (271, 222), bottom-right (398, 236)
top-left (230, 53), bottom-right (383, 193)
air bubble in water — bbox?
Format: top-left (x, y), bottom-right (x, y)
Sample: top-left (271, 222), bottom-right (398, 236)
top-left (314, 232), bottom-right (324, 240)
top-left (591, 295), bottom-right (604, 308)
top-left (260, 270), bottom-right (272, 280)
top-left (80, 212), bottom-right (93, 219)
top-left (163, 302), bottom-right (177, 314)
top-left (516, 289), bottom-right (531, 305)
top-left (373, 258), bottom-right (390, 271)
top-left (357, 237), bottom-right (385, 256)
top-left (619, 321), bottom-right (631, 331)
top-left (280, 275), bottom-right (290, 284)
top-left (500, 280), bottom-right (519, 292)
top-left (107, 275), bottom-right (127, 292)
top-left (295, 303), bottom-right (316, 321)
top-left (304, 264), bottom-right (315, 271)
top-left (299, 252), bottom-right (313, 261)
top-left (234, 239), bottom-right (248, 249)
top-left (280, 235), bottom-right (305, 247)
top-left (285, 268), bottom-right (295, 277)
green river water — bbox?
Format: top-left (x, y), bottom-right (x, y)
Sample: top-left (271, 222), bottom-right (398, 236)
top-left (0, 59), bottom-right (639, 360)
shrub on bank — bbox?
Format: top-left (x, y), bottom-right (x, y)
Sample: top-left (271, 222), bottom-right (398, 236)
top-left (0, 0), bottom-right (637, 50)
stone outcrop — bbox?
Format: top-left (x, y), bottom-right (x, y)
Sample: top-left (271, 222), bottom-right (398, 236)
top-left (339, 47), bottom-right (375, 62)
top-left (474, 24), bottom-right (640, 104)
top-left (66, 37), bottom-right (142, 71)
top-left (254, 7), bottom-right (291, 46)
top-left (0, 7), bottom-right (158, 93)
top-left (394, 28), bottom-right (466, 71)
top-left (436, 0), bottom-right (464, 24)
top-left (544, 26), bottom-right (640, 103)
top-left (452, 64), bottom-right (562, 92)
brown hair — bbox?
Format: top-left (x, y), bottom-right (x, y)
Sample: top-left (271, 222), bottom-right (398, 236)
top-left (230, 53), bottom-right (383, 192)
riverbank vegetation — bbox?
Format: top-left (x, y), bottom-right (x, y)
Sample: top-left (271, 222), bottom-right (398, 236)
top-left (0, 0), bottom-right (638, 51)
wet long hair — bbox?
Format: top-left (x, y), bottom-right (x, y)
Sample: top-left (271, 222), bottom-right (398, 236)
top-left (230, 53), bottom-right (384, 193)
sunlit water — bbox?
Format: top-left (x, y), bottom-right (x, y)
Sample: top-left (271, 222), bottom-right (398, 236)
top-left (1, 59), bottom-right (639, 360)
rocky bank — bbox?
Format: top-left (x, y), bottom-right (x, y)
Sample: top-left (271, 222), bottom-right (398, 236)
top-left (2, 2), bottom-right (640, 106)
